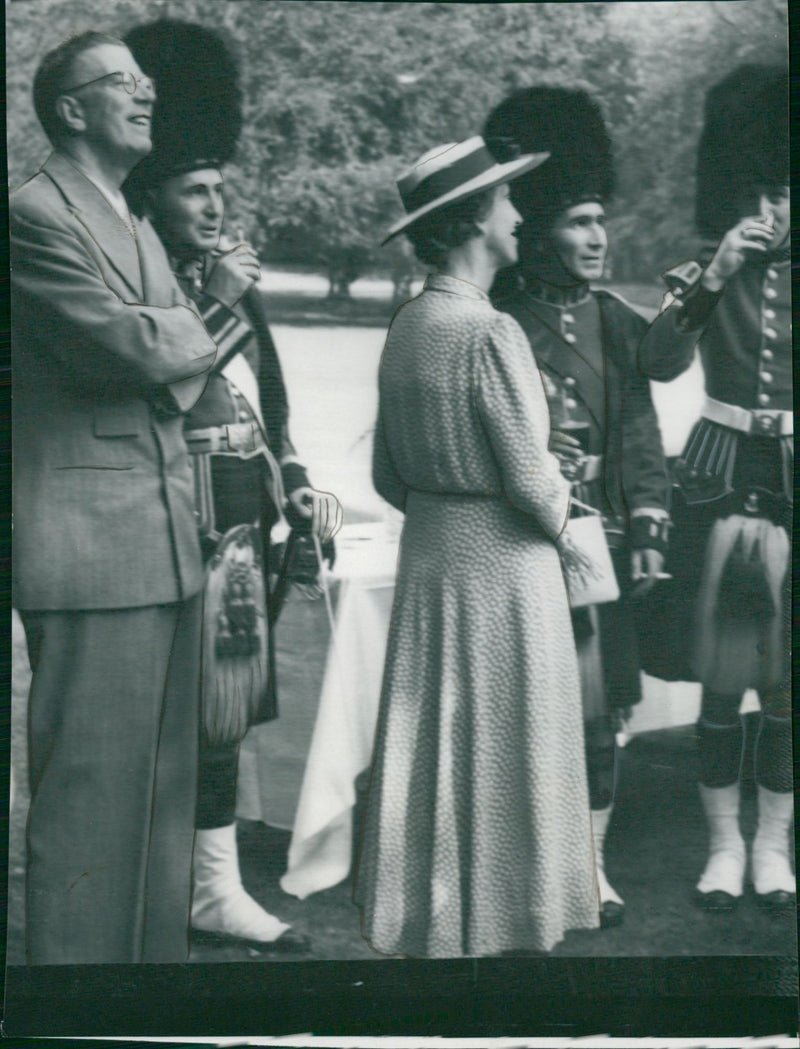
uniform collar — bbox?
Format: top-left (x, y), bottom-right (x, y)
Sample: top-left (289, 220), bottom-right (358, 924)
top-left (522, 274), bottom-right (593, 308)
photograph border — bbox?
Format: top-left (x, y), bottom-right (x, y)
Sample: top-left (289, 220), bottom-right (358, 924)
top-left (2, 0), bottom-right (798, 1040)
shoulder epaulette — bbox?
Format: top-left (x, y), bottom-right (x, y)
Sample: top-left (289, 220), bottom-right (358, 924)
top-left (661, 259), bottom-right (704, 296)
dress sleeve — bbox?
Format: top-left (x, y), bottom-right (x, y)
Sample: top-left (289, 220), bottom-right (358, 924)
top-left (474, 312), bottom-right (570, 541)
top-left (372, 406), bottom-right (408, 513)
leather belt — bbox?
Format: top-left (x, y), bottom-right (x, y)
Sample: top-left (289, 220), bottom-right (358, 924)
top-left (185, 421), bottom-right (267, 457)
top-left (703, 397), bottom-right (793, 437)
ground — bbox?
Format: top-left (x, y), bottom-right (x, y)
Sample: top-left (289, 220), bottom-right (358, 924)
top-left (10, 602), bottom-right (795, 965)
top-left (187, 720), bottom-right (796, 963)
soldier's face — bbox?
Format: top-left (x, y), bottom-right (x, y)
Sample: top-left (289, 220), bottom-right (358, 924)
top-left (757, 185), bottom-right (790, 248)
top-left (549, 202), bottom-right (608, 283)
top-left (151, 169), bottom-right (225, 256)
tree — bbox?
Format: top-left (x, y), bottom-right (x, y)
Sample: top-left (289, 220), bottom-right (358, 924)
top-left (7, 0), bottom-right (789, 290)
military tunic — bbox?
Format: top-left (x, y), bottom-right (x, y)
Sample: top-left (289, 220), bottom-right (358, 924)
top-left (637, 248), bottom-right (791, 693)
top-left (176, 261), bottom-right (311, 828)
top-left (499, 280), bottom-right (670, 720)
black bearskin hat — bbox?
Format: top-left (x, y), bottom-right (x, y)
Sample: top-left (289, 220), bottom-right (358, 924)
top-left (124, 19), bottom-right (242, 211)
top-left (695, 64), bottom-right (788, 239)
top-left (483, 86), bottom-right (614, 234)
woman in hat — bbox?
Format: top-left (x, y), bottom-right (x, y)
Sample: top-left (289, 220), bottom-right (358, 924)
top-left (483, 88), bottom-right (671, 929)
top-left (638, 66), bottom-right (793, 915)
top-left (354, 137), bottom-right (600, 957)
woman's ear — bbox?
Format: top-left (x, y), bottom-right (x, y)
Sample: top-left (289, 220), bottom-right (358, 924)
top-left (55, 94), bottom-right (86, 135)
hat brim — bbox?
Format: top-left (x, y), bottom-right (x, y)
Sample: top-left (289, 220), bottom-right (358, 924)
top-left (381, 150), bottom-right (549, 246)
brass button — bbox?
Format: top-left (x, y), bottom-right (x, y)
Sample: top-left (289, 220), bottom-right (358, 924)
top-left (767, 268), bottom-right (778, 281)
top-left (758, 392), bottom-right (771, 406)
top-left (761, 348), bottom-right (774, 362)
top-left (764, 287), bottom-right (778, 300)
top-left (760, 372), bottom-right (773, 384)
top-left (564, 332), bottom-right (577, 344)
top-left (764, 308), bottom-right (776, 320)
top-left (562, 313), bottom-right (575, 324)
top-left (764, 327), bottom-right (777, 340)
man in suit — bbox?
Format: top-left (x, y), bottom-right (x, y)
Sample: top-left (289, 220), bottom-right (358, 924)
top-left (11, 31), bottom-right (218, 963)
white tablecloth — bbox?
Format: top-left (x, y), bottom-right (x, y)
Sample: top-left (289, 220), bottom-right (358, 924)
top-left (276, 522), bottom-right (399, 898)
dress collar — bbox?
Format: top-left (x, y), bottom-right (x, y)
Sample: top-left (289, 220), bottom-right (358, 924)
top-left (424, 273), bottom-right (491, 302)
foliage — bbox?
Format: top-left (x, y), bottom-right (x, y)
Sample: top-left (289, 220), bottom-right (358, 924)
top-left (6, 0), bottom-right (789, 291)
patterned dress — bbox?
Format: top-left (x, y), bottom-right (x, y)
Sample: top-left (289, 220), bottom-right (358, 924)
top-left (354, 274), bottom-right (599, 957)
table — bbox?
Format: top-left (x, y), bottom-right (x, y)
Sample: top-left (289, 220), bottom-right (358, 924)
top-left (236, 520), bottom-right (400, 898)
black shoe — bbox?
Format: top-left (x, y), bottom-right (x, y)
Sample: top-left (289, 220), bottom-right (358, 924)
top-left (599, 900), bottom-right (625, 929)
top-left (693, 888), bottom-right (739, 913)
top-left (193, 926), bottom-right (311, 954)
top-left (755, 889), bottom-right (796, 914)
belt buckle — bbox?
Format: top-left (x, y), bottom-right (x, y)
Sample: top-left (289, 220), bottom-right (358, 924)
top-left (752, 412), bottom-right (780, 437)
top-left (226, 423), bottom-right (258, 454)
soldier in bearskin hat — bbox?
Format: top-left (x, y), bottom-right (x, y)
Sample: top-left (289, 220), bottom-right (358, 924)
top-left (125, 20), bottom-right (342, 953)
top-left (638, 66), bottom-right (793, 915)
top-left (484, 88), bottom-right (671, 928)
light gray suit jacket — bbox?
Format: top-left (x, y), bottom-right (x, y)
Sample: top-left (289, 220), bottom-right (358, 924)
top-left (11, 152), bottom-right (218, 610)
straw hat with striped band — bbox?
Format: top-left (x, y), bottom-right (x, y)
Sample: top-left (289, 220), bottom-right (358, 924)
top-left (382, 136), bottom-right (549, 245)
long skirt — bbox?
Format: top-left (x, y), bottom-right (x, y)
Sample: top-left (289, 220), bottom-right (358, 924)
top-left (354, 490), bottom-right (599, 957)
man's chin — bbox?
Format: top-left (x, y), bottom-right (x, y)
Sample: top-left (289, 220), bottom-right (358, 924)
top-left (580, 265), bottom-right (604, 281)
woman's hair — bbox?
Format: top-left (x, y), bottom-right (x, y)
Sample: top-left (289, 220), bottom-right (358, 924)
top-left (33, 31), bottom-right (125, 145)
top-left (405, 187), bottom-right (496, 269)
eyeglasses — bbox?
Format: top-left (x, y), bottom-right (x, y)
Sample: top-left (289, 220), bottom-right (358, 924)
top-left (61, 70), bottom-right (155, 97)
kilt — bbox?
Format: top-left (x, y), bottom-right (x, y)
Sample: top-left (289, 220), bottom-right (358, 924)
top-left (638, 427), bottom-right (791, 689)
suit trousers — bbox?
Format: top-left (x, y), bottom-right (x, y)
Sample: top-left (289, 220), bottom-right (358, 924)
top-left (21, 596), bottom-right (201, 964)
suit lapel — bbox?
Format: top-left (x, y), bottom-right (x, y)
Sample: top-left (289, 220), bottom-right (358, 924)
top-left (43, 152), bottom-right (143, 299)
top-left (512, 294), bottom-right (607, 432)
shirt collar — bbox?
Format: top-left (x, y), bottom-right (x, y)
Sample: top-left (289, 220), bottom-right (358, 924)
top-left (424, 273), bottom-right (491, 302)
